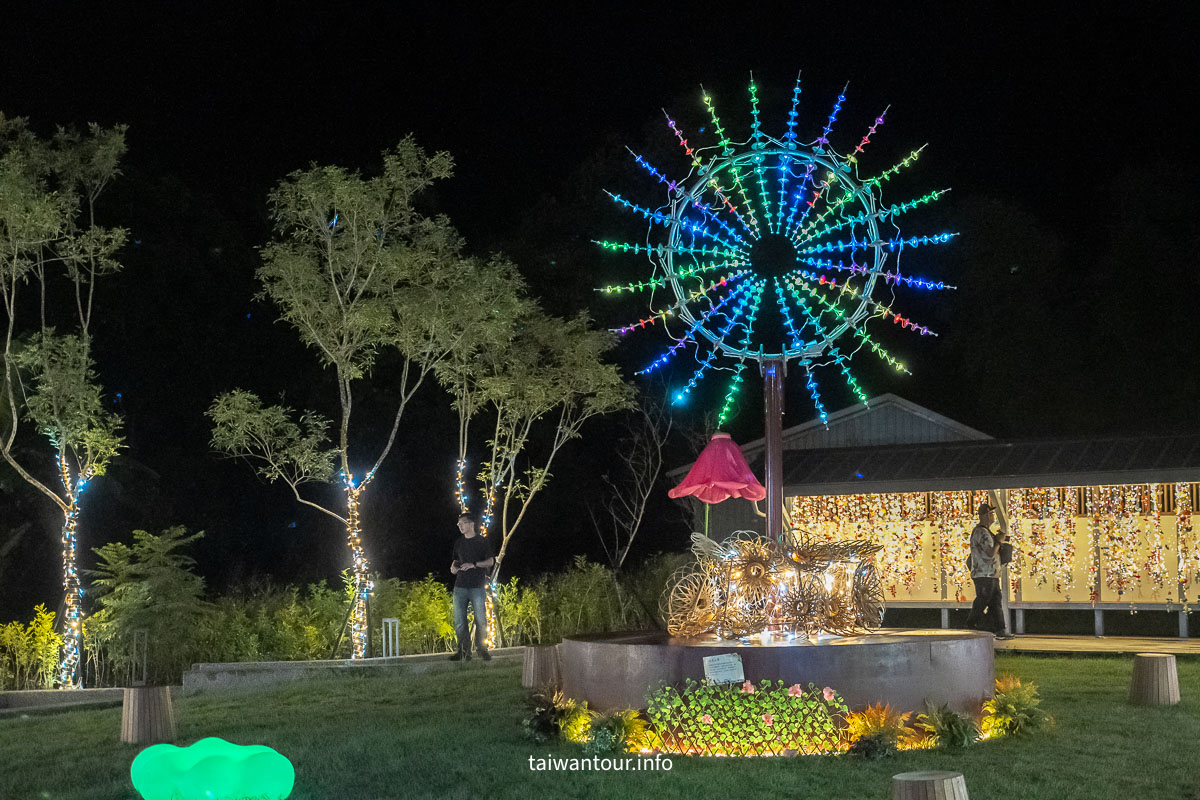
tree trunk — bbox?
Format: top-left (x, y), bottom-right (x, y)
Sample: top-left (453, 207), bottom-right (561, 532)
top-left (891, 771), bottom-right (969, 800)
top-left (1130, 653), bottom-right (1180, 706)
top-left (121, 686), bottom-right (176, 744)
top-left (343, 484), bottom-right (371, 659)
top-left (58, 501), bottom-right (83, 688)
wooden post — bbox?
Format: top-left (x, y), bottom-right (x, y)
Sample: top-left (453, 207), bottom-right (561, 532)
top-left (892, 771), bottom-right (969, 800)
top-left (521, 645), bottom-right (561, 689)
top-left (763, 358), bottom-right (785, 543)
top-left (121, 686), bottom-right (176, 744)
top-left (1130, 653), bottom-right (1181, 706)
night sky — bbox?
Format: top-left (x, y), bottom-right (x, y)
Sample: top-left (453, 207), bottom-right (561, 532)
top-left (1, 3), bottom-right (1197, 618)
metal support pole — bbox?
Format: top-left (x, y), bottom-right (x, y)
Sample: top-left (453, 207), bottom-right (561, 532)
top-left (763, 358), bottom-right (785, 543)
top-left (1180, 610), bottom-right (1189, 640)
top-left (940, 608), bottom-right (949, 629)
top-left (1015, 608), bottom-right (1025, 635)
top-left (1093, 608), bottom-right (1104, 638)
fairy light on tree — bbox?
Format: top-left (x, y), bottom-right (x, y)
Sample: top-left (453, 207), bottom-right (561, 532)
top-left (209, 138), bottom-right (509, 659)
top-left (1, 118), bottom-right (127, 688)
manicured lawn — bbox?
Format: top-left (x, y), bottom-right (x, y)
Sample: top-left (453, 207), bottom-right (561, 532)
top-left (2, 653), bottom-right (1198, 799)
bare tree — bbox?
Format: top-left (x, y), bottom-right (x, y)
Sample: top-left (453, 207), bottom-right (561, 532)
top-left (590, 393), bottom-right (673, 572)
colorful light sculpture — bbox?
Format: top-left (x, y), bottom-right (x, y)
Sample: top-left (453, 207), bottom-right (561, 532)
top-left (598, 73), bottom-right (956, 426)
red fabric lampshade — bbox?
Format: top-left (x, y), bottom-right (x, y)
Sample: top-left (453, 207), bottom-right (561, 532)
top-left (668, 433), bottom-right (766, 504)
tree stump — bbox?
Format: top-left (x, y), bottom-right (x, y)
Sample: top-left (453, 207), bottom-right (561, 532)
top-left (892, 771), bottom-right (969, 800)
top-left (521, 645), bottom-right (560, 690)
top-left (1130, 653), bottom-right (1180, 706)
top-left (121, 686), bottom-right (177, 744)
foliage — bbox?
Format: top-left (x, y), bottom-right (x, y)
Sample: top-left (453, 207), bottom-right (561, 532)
top-left (646, 678), bottom-right (848, 756)
top-left (1, 116), bottom-right (127, 495)
top-left (472, 310), bottom-right (633, 579)
top-left (845, 702), bottom-right (916, 745)
top-left (207, 391), bottom-right (336, 487)
top-left (493, 576), bottom-right (542, 646)
top-left (370, 574), bottom-right (456, 655)
top-left (8, 552), bottom-right (682, 685)
top-left (11, 331), bottom-right (122, 474)
top-left (984, 674), bottom-right (1053, 737)
top-left (846, 731), bottom-right (898, 759)
top-left (87, 526), bottom-right (210, 686)
top-left (0, 604), bottom-right (62, 690)
top-left (586, 709), bottom-right (651, 755)
top-left (521, 689), bottom-right (592, 745)
top-left (915, 701), bottom-right (979, 748)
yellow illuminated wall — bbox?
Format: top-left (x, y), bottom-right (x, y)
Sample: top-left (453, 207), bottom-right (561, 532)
top-left (789, 483), bottom-right (1199, 607)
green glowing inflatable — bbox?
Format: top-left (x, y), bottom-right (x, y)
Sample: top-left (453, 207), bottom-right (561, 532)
top-left (130, 736), bottom-right (294, 800)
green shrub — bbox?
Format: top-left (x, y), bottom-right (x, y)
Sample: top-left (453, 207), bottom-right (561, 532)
top-left (495, 576), bottom-right (542, 646)
top-left (88, 527), bottom-right (210, 686)
top-left (646, 678), bottom-right (848, 756)
top-left (521, 689), bottom-right (592, 744)
top-left (586, 709), bottom-right (651, 754)
top-left (915, 702), bottom-right (979, 748)
top-left (984, 675), bottom-right (1053, 737)
top-left (0, 605), bottom-right (62, 690)
top-left (847, 731), bottom-right (897, 759)
top-left (845, 703), bottom-right (914, 742)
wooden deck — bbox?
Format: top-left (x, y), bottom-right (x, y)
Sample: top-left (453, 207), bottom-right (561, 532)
top-left (993, 634), bottom-right (1200, 655)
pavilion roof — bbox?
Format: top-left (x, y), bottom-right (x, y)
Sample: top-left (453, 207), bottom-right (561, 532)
top-left (768, 433), bottom-right (1200, 496)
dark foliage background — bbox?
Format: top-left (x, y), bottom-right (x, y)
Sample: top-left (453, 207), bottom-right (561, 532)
top-left (1, 3), bottom-right (1196, 618)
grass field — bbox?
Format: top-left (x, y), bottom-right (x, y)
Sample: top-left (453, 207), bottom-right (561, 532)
top-left (1, 653), bottom-right (1198, 799)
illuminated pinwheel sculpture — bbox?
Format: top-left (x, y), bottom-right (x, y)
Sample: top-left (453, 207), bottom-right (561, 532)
top-left (597, 73), bottom-right (956, 427)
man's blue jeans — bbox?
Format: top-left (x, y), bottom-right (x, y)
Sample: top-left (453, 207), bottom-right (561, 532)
top-left (453, 586), bottom-right (488, 654)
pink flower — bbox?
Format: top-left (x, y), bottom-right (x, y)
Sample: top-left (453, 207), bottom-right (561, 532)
top-left (823, 686), bottom-right (836, 702)
top-left (700, 714), bottom-right (713, 725)
top-left (741, 680), bottom-right (755, 694)
top-left (762, 713), bottom-right (775, 726)
top-left (787, 684), bottom-right (803, 697)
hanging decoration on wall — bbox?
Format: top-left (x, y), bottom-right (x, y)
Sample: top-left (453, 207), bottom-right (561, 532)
top-left (598, 73), bottom-right (956, 423)
top-left (1176, 483), bottom-right (1197, 609)
top-left (1006, 488), bottom-right (1078, 600)
top-left (789, 493), bottom-right (927, 597)
top-left (1143, 484), bottom-right (1169, 597)
top-left (784, 484), bottom-right (1196, 609)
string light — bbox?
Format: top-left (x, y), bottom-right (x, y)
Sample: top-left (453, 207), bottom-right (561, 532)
top-left (800, 257), bottom-right (955, 291)
top-left (1177, 483), bottom-right (1196, 609)
top-left (791, 268), bottom-right (937, 336)
top-left (793, 189), bottom-right (951, 246)
top-left (676, 281), bottom-right (764, 405)
top-left (454, 458), bottom-right (469, 513)
top-left (798, 232), bottom-right (957, 255)
top-left (815, 82), bottom-right (848, 150)
top-left (783, 278), bottom-right (910, 373)
top-left (702, 89), bottom-right (761, 238)
top-left (846, 107), bottom-right (889, 166)
top-left (638, 279), bottom-right (756, 374)
top-left (604, 192), bottom-right (748, 254)
top-left (339, 469), bottom-right (375, 659)
top-left (55, 453), bottom-right (91, 688)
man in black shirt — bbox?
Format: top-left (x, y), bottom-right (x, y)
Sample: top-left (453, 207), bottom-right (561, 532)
top-left (450, 513), bottom-right (495, 661)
